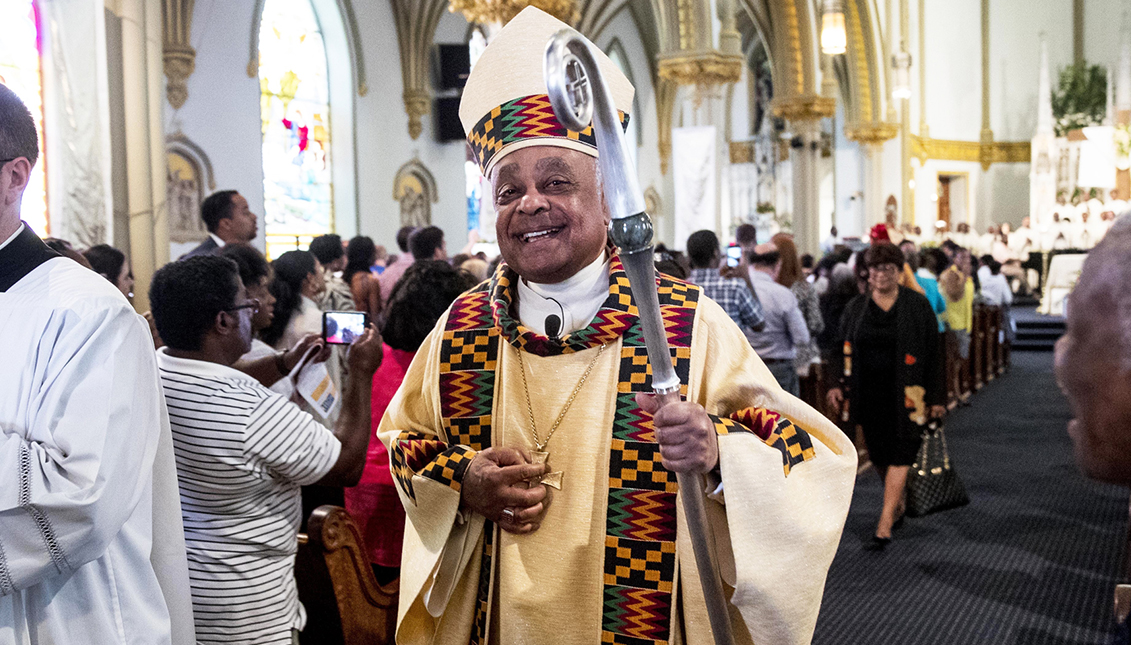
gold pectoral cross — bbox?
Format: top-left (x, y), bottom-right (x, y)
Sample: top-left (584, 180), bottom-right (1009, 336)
top-left (529, 450), bottom-right (563, 490)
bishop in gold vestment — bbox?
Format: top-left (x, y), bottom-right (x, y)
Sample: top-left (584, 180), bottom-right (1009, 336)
top-left (378, 9), bottom-right (856, 645)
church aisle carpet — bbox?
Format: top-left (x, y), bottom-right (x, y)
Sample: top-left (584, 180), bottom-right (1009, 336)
top-left (813, 352), bottom-right (1129, 645)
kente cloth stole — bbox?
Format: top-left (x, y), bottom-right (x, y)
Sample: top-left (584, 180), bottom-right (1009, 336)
top-left (390, 256), bottom-right (817, 645)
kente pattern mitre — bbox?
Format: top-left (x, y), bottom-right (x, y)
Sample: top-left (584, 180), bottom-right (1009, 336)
top-left (467, 94), bottom-right (630, 174)
top-left (457, 7), bottom-right (634, 175)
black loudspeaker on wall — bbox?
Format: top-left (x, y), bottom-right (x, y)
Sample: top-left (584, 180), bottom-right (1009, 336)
top-left (433, 44), bottom-right (470, 142)
top-left (434, 97), bottom-right (465, 142)
top-left (435, 44), bottom-right (470, 90)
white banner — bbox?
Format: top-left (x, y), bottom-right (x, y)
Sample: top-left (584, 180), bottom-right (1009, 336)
top-left (1040, 252), bottom-right (1088, 316)
top-left (1077, 126), bottom-right (1116, 189)
top-left (672, 126), bottom-right (716, 249)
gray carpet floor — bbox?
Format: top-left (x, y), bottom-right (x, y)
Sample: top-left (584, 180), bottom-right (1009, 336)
top-left (813, 352), bottom-right (1129, 645)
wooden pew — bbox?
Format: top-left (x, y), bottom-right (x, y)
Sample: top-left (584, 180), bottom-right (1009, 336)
top-left (971, 305), bottom-right (986, 391)
top-left (945, 330), bottom-right (960, 409)
top-left (986, 306), bottom-right (1001, 380)
top-left (296, 505), bottom-right (398, 645)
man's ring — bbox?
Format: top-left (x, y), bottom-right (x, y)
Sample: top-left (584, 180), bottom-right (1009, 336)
top-left (501, 508), bottom-right (516, 522)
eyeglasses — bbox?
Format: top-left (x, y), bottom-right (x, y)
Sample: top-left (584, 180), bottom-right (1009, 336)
top-left (226, 298), bottom-right (260, 314)
top-left (869, 264), bottom-right (900, 274)
top-left (0, 158), bottom-right (16, 166)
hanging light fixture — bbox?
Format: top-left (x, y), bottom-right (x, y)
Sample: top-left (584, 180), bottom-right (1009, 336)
top-left (820, 0), bottom-right (847, 55)
top-left (891, 50), bottom-right (912, 99)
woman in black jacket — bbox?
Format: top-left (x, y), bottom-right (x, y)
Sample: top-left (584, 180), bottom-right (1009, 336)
top-left (828, 243), bottom-right (946, 549)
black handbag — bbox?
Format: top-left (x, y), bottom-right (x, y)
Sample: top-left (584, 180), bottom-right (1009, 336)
top-left (905, 422), bottom-right (969, 517)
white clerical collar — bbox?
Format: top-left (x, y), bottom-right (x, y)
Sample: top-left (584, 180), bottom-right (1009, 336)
top-left (0, 222), bottom-right (25, 252)
top-left (516, 252), bottom-right (610, 338)
top-left (209, 232), bottom-right (226, 249)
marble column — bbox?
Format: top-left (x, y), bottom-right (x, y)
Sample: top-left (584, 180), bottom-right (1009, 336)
top-left (790, 119), bottom-right (822, 254)
top-left (846, 122), bottom-right (899, 231)
top-left (862, 143), bottom-right (885, 228)
top-left (116, 0), bottom-right (168, 311)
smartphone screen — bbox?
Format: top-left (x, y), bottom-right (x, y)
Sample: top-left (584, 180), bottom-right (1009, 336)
top-left (322, 311), bottom-right (369, 345)
top-left (726, 245), bottom-right (743, 268)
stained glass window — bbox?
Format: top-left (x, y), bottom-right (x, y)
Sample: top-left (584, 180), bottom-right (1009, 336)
top-left (258, 0), bottom-right (332, 260)
top-left (0, 1), bottom-right (48, 236)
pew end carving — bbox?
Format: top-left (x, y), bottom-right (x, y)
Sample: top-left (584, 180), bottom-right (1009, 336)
top-left (296, 505), bottom-right (399, 645)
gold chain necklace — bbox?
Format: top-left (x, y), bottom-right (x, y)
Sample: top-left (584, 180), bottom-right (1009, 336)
top-left (514, 342), bottom-right (607, 490)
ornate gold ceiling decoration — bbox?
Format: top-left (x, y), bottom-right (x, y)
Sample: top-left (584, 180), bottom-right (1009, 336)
top-left (657, 51), bottom-right (744, 87)
top-left (162, 0), bottom-right (195, 110)
top-left (770, 94), bottom-right (836, 121)
top-left (448, 0), bottom-right (579, 26)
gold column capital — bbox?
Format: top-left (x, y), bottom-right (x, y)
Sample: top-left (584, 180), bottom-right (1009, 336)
top-left (771, 94), bottom-right (837, 121)
top-left (448, 0), bottom-right (578, 26)
top-left (657, 51), bottom-right (744, 87)
top-left (403, 90), bottom-right (431, 140)
top-left (394, 1), bottom-right (447, 139)
top-left (845, 122), bottom-right (900, 144)
top-left (162, 0), bottom-right (195, 109)
top-left (163, 43), bottom-right (195, 110)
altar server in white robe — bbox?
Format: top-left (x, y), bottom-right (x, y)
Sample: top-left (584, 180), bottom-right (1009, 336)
top-left (0, 83), bottom-right (194, 644)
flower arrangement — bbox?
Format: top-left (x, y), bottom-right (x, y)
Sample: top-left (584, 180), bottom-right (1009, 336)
top-left (1051, 63), bottom-right (1108, 137)
top-left (1116, 124), bottom-right (1131, 171)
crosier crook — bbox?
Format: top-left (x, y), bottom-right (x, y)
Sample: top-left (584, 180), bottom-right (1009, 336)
top-left (544, 29), bottom-right (737, 645)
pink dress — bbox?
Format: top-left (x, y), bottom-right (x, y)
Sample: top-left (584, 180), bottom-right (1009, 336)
top-left (344, 344), bottom-right (413, 567)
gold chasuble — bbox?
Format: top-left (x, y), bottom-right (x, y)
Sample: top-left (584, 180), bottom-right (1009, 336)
top-left (380, 257), bottom-right (857, 645)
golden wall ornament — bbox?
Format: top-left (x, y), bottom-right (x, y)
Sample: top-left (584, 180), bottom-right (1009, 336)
top-left (978, 128), bottom-right (995, 170)
top-left (162, 0), bottom-right (195, 110)
top-left (657, 51), bottom-right (744, 87)
top-left (655, 78), bottom-right (677, 174)
top-left (394, 158), bottom-right (439, 226)
top-left (909, 135), bottom-right (1030, 167)
top-left (449, 0), bottom-right (578, 26)
top-left (403, 90), bottom-right (432, 141)
top-left (770, 94), bottom-right (837, 121)
top-left (393, 0), bottom-right (448, 139)
top-left (729, 141), bottom-right (755, 164)
top-left (844, 122), bottom-right (899, 145)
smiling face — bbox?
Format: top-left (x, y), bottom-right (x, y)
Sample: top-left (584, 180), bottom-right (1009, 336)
top-left (490, 147), bottom-right (610, 284)
top-left (867, 262), bottom-right (900, 294)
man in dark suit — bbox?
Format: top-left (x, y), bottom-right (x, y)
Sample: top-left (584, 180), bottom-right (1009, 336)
top-left (180, 190), bottom-right (258, 259)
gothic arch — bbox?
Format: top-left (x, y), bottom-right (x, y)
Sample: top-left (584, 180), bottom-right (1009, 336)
top-left (604, 38), bottom-right (645, 143)
top-left (393, 159), bottom-right (439, 228)
top-left (252, 0), bottom-right (360, 239)
top-left (166, 134), bottom-right (216, 243)
top-left (247, 0), bottom-right (367, 96)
